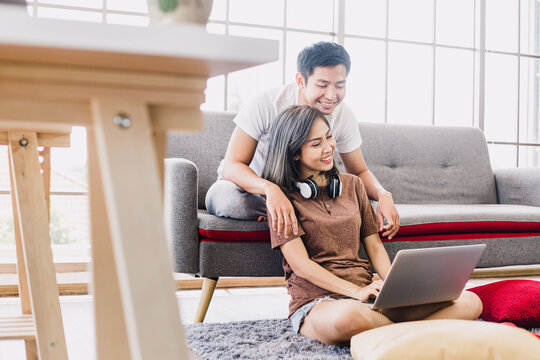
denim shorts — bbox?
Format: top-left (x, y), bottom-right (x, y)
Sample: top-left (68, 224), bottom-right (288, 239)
top-left (289, 296), bottom-right (337, 333)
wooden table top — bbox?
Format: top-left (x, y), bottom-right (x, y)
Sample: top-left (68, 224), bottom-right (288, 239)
top-left (0, 6), bottom-right (279, 77)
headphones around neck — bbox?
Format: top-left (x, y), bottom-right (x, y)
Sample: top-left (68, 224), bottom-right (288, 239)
top-left (295, 171), bottom-right (342, 199)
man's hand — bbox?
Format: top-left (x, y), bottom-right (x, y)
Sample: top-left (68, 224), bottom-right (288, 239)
top-left (377, 192), bottom-right (400, 239)
top-left (351, 280), bottom-right (383, 302)
top-left (265, 183), bottom-right (298, 238)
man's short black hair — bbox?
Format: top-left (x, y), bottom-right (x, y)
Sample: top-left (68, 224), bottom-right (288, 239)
top-left (297, 42), bottom-right (351, 82)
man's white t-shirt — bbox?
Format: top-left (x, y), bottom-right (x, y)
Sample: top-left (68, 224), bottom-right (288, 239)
top-left (218, 82), bottom-right (362, 178)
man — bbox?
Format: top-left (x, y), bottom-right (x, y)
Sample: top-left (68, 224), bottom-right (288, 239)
top-left (206, 41), bottom-right (400, 239)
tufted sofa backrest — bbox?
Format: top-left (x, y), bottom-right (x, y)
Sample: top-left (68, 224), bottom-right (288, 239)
top-left (167, 111), bottom-right (498, 208)
top-left (358, 122), bottom-right (497, 204)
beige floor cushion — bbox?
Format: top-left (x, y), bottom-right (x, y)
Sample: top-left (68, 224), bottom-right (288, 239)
top-left (350, 319), bottom-right (540, 360)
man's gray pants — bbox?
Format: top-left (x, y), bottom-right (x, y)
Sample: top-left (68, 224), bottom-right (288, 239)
top-left (205, 179), bottom-right (267, 220)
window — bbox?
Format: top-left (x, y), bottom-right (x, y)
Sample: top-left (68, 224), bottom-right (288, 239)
top-left (483, 0), bottom-right (540, 168)
top-left (1, 0), bottom-right (539, 261)
top-left (205, 0), bottom-right (539, 169)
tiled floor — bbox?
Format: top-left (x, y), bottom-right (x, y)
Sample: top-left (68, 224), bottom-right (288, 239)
top-left (0, 275), bottom-right (538, 360)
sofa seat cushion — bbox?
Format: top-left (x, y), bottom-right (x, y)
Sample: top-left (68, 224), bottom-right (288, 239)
top-left (198, 204), bottom-right (540, 244)
top-left (198, 211), bottom-right (270, 243)
top-left (387, 204), bottom-right (540, 241)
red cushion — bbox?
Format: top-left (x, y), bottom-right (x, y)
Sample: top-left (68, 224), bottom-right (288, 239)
top-left (198, 228), bottom-right (270, 242)
top-left (397, 221), bottom-right (540, 237)
top-left (467, 280), bottom-right (540, 328)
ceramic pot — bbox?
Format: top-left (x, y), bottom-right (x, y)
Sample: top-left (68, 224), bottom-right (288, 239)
top-left (148, 0), bottom-right (214, 25)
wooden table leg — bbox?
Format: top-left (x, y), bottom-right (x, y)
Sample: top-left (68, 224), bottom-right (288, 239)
top-left (40, 147), bottom-right (51, 221)
top-left (91, 99), bottom-right (188, 359)
top-left (152, 130), bottom-right (167, 193)
top-left (8, 150), bottom-right (38, 360)
top-left (87, 127), bottom-right (132, 360)
top-left (8, 131), bottom-right (67, 360)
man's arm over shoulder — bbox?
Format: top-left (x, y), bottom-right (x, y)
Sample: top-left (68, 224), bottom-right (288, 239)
top-left (221, 85), bottom-right (300, 237)
top-left (221, 88), bottom-right (276, 194)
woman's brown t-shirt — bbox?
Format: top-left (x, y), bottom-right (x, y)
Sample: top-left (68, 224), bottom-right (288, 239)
top-left (269, 174), bottom-right (380, 318)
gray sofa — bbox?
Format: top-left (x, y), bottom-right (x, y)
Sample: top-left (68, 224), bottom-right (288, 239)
top-left (165, 111), bottom-right (540, 321)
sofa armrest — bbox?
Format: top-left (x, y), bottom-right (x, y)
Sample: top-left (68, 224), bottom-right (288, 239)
top-left (494, 168), bottom-right (540, 206)
top-left (164, 158), bottom-right (199, 274)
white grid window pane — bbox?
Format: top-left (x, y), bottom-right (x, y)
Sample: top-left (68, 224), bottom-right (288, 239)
top-left (38, 0), bottom-right (103, 9)
top-left (519, 57), bottom-right (540, 144)
top-left (344, 37), bottom-right (386, 123)
top-left (37, 7), bottom-right (103, 22)
top-left (229, 0), bottom-right (284, 27)
top-left (0, 149), bottom-right (13, 246)
top-left (520, 0), bottom-right (538, 56)
top-left (209, 0), bottom-right (227, 21)
top-left (287, 0), bottom-right (334, 32)
top-left (434, 48), bottom-right (474, 126)
top-left (50, 127), bottom-right (88, 192)
top-left (484, 53), bottom-right (518, 142)
top-left (0, 194), bottom-right (14, 246)
top-left (486, 0), bottom-right (519, 53)
top-left (518, 145), bottom-right (540, 167)
top-left (488, 144), bottom-right (517, 168)
top-left (107, 0), bottom-right (148, 13)
top-left (50, 195), bottom-right (90, 245)
top-left (49, 127), bottom-right (90, 245)
top-left (228, 62), bottom-right (283, 111)
top-left (436, 0), bottom-right (474, 48)
top-left (106, 13), bottom-right (149, 26)
top-left (202, 75), bottom-right (225, 111)
top-left (285, 31), bottom-right (333, 82)
top-left (0, 147), bottom-right (9, 191)
top-left (228, 26), bottom-right (283, 111)
top-left (388, 0), bottom-right (434, 43)
top-left (344, 0), bottom-right (386, 38)
top-left (387, 43), bottom-right (433, 125)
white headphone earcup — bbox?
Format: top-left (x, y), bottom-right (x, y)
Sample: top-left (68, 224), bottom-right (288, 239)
top-left (296, 180), bottom-right (318, 199)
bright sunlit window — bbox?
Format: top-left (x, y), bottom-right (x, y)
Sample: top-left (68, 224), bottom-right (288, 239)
top-left (205, 0), bottom-right (539, 168)
top-left (0, 0), bottom-right (539, 261)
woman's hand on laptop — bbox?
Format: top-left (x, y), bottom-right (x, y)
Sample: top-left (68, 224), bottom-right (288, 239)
top-left (352, 280), bottom-right (383, 302)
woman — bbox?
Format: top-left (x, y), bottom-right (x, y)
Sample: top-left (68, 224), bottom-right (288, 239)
top-left (261, 105), bottom-right (482, 346)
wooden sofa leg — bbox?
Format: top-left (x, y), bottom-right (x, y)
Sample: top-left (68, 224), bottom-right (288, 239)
top-left (194, 277), bottom-right (219, 323)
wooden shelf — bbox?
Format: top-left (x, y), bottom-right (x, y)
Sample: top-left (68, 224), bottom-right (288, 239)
top-left (0, 315), bottom-right (36, 340)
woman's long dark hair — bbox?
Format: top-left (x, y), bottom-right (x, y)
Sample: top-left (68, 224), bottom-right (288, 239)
top-left (262, 105), bottom-right (339, 194)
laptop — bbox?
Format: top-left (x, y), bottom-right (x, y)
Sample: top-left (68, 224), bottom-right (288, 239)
top-left (365, 244), bottom-right (486, 310)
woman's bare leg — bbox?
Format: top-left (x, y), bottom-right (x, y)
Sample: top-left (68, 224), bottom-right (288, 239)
top-left (424, 291), bottom-right (482, 320)
top-left (299, 299), bottom-right (393, 346)
top-left (381, 291), bottom-right (483, 323)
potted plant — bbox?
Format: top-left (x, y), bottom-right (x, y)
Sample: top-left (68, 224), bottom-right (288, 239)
top-left (147, 0), bottom-right (214, 25)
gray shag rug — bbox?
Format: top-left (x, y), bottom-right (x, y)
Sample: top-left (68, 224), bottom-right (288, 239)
top-left (185, 318), bottom-right (351, 360)
top-left (185, 319), bottom-right (540, 360)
